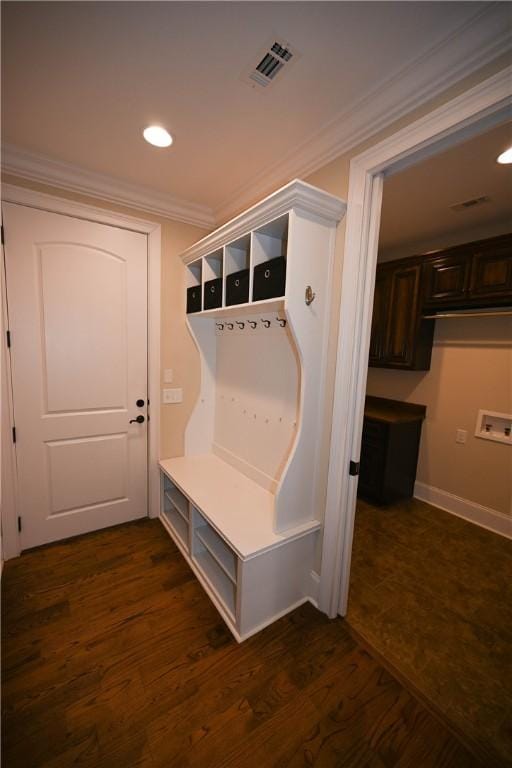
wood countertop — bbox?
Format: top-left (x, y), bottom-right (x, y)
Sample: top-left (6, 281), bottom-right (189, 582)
top-left (364, 395), bottom-right (426, 424)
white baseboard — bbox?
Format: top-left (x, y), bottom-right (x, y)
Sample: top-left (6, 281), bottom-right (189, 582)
top-left (414, 481), bottom-right (512, 539)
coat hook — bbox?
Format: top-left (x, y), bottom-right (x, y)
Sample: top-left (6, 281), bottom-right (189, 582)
top-left (226, 322), bottom-right (234, 330)
top-left (216, 322), bottom-right (224, 330)
top-left (236, 321), bottom-right (245, 329)
top-left (261, 319), bottom-right (271, 328)
top-left (305, 286), bottom-right (316, 306)
top-left (248, 321), bottom-right (257, 329)
top-left (277, 318), bottom-right (287, 328)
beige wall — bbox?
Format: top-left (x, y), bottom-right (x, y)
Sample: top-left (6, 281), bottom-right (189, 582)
top-left (2, 51), bottom-right (510, 563)
top-left (367, 318), bottom-right (512, 515)
top-left (1, 173), bottom-right (208, 459)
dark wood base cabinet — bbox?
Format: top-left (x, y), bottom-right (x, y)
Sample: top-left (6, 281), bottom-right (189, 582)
top-left (358, 396), bottom-right (426, 505)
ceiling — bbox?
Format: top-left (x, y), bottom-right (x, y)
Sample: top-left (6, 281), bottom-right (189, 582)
top-left (1, 2), bottom-right (511, 225)
top-left (378, 119), bottom-right (512, 259)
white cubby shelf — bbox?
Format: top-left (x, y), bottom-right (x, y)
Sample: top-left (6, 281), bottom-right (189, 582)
top-left (160, 179), bottom-right (346, 641)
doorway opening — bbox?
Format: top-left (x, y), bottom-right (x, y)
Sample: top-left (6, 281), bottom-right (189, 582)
top-left (346, 116), bottom-right (512, 763)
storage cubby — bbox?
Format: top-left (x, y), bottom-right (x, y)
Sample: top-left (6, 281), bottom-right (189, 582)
top-left (194, 514), bottom-right (238, 584)
top-left (203, 250), bottom-right (223, 310)
top-left (162, 180), bottom-right (346, 641)
top-left (225, 235), bottom-right (251, 306)
top-left (162, 503), bottom-right (189, 551)
top-left (186, 260), bottom-right (202, 314)
top-left (252, 215), bottom-right (288, 302)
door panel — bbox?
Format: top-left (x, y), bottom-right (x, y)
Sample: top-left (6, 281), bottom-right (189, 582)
top-left (41, 243), bottom-right (127, 411)
top-left (3, 203), bottom-right (148, 549)
top-left (386, 265), bottom-right (420, 366)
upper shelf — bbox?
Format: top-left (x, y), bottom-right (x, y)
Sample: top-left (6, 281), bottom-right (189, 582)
top-left (184, 181), bottom-right (346, 318)
top-left (159, 454), bottom-right (320, 559)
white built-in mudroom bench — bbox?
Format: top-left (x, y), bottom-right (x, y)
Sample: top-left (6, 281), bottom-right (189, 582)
top-left (159, 180), bottom-right (346, 641)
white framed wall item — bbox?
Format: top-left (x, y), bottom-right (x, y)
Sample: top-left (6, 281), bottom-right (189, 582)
top-left (0, 184), bottom-right (162, 558)
top-left (319, 65), bottom-right (512, 619)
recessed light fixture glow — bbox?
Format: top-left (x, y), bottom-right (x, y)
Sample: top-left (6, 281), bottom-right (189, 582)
top-left (143, 125), bottom-right (173, 148)
top-left (496, 146), bottom-right (512, 164)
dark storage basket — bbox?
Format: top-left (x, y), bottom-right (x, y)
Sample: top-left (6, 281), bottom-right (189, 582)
top-left (252, 257), bottom-right (286, 301)
top-left (204, 277), bottom-right (223, 310)
top-left (226, 268), bottom-right (250, 306)
top-left (186, 286), bottom-right (202, 314)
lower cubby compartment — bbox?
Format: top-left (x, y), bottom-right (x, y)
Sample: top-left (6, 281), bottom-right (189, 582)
top-left (193, 548), bottom-right (237, 620)
top-left (164, 483), bottom-right (189, 521)
top-left (162, 505), bottom-right (189, 551)
top-left (195, 522), bottom-right (237, 583)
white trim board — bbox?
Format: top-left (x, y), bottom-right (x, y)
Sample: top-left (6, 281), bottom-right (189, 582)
top-left (319, 65), bottom-right (512, 620)
top-left (0, 183), bottom-right (162, 559)
top-left (2, 145), bottom-right (214, 229)
top-left (414, 482), bottom-right (512, 540)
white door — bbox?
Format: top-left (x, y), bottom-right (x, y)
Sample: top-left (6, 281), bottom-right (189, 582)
top-left (3, 203), bottom-right (148, 549)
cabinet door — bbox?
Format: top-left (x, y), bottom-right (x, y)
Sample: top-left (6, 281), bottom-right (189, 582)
top-left (469, 246), bottom-right (512, 301)
top-left (369, 269), bottom-right (391, 364)
top-left (423, 254), bottom-right (470, 306)
top-left (385, 264), bottom-right (421, 367)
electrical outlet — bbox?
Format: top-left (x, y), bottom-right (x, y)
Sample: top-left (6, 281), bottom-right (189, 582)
top-left (164, 368), bottom-right (173, 383)
top-left (456, 429), bottom-right (467, 444)
top-left (162, 388), bottom-right (183, 404)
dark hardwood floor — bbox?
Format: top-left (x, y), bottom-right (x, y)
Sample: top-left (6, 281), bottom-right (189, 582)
top-left (2, 518), bottom-right (484, 768)
top-left (347, 497), bottom-right (512, 768)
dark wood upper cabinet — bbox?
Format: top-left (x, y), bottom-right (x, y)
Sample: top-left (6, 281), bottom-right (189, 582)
top-left (469, 243), bottom-right (512, 299)
top-left (386, 264), bottom-right (421, 367)
top-left (369, 259), bottom-right (434, 370)
top-left (368, 268), bottom-right (391, 364)
top-left (370, 232), bottom-right (511, 371)
top-left (422, 253), bottom-right (470, 306)
top-left (423, 233), bottom-right (512, 308)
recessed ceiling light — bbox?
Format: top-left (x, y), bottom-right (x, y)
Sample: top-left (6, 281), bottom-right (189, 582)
top-left (143, 125), bottom-right (173, 148)
top-left (496, 146), bottom-right (512, 164)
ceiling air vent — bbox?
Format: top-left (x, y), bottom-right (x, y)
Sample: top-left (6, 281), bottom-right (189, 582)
top-left (450, 196), bottom-right (491, 212)
top-left (243, 38), bottom-right (299, 89)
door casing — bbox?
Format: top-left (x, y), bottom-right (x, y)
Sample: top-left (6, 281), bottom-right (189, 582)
top-left (1, 185), bottom-right (161, 559)
top-left (318, 64), bottom-right (512, 618)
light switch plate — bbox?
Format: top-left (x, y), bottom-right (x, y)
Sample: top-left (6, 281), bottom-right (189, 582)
top-left (164, 368), bottom-right (173, 383)
top-left (456, 429), bottom-right (467, 444)
top-left (163, 388), bottom-right (183, 404)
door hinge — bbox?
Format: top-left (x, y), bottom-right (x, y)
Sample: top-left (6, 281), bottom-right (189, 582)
top-left (1, 224), bottom-right (4, 246)
top-left (349, 460), bottom-right (360, 476)
top-left (12, 426), bottom-right (17, 443)
top-left (17, 516), bottom-right (22, 532)
top-left (6, 330), bottom-right (11, 348)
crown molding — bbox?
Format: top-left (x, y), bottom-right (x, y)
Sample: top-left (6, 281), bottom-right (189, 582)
top-left (180, 180), bottom-right (346, 264)
top-left (213, 3), bottom-right (512, 223)
top-left (1, 144), bottom-right (215, 229)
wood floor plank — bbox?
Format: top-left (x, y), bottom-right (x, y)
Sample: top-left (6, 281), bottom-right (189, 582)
top-left (2, 518), bottom-right (486, 768)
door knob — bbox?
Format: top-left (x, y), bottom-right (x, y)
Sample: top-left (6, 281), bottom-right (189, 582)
top-left (129, 415), bottom-right (145, 424)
